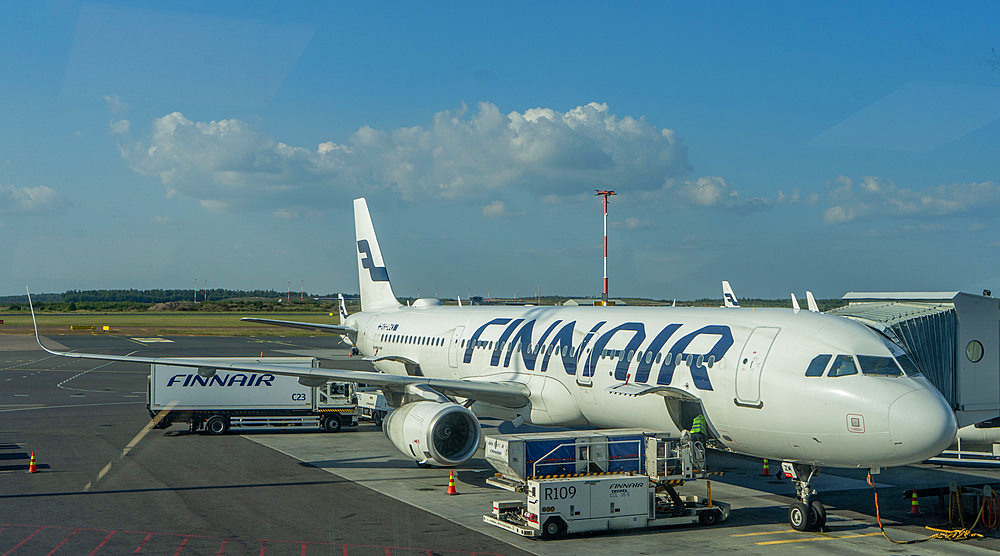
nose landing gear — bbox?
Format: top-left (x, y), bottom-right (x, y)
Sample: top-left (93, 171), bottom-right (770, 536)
top-left (782, 462), bottom-right (827, 531)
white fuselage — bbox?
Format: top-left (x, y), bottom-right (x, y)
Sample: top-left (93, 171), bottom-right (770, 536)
top-left (348, 303), bottom-right (956, 469)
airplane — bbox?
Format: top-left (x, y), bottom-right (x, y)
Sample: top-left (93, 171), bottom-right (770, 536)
top-left (28, 197), bottom-right (957, 533)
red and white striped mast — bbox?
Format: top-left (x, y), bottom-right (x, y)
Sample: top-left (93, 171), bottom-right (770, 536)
top-left (596, 189), bottom-right (616, 306)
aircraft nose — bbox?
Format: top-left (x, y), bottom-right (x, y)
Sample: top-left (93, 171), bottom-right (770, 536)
top-left (888, 388), bottom-right (957, 462)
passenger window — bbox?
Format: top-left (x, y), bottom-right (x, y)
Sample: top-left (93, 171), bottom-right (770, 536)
top-left (645, 352), bottom-right (652, 364)
top-left (656, 353), bottom-right (662, 364)
top-left (805, 354), bottom-right (832, 377)
top-left (827, 355), bottom-right (858, 377)
top-left (857, 355), bottom-right (902, 377)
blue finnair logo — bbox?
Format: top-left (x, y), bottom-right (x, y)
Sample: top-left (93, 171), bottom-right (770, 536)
top-left (358, 240), bottom-right (389, 282)
top-left (724, 293), bottom-right (739, 307)
top-left (463, 320), bottom-right (734, 391)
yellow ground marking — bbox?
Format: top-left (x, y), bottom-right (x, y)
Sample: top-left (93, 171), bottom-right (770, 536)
top-left (756, 531), bottom-right (882, 546)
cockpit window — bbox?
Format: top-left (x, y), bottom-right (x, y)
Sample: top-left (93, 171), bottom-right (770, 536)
top-left (827, 355), bottom-right (858, 377)
top-left (856, 355), bottom-right (902, 377)
top-left (805, 354), bottom-right (831, 377)
top-left (895, 354), bottom-right (922, 377)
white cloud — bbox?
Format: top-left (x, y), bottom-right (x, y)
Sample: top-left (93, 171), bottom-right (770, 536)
top-left (823, 175), bottom-right (1000, 224)
top-left (611, 217), bottom-right (651, 229)
top-left (482, 200), bottom-right (524, 218)
top-left (104, 94), bottom-right (128, 115)
top-left (110, 119), bottom-right (131, 135)
top-left (0, 184), bottom-right (62, 214)
top-left (658, 176), bottom-right (773, 211)
top-left (273, 208), bottom-right (298, 220)
top-left (119, 102), bottom-right (692, 212)
top-left (970, 222), bottom-right (985, 232)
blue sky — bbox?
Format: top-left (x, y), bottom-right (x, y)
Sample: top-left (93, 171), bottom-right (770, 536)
top-left (2, 2), bottom-right (999, 300)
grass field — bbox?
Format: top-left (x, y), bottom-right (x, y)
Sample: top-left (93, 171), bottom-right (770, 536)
top-left (0, 312), bottom-right (342, 337)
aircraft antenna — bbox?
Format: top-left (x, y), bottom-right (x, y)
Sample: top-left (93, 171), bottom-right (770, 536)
top-left (596, 190), bottom-right (617, 305)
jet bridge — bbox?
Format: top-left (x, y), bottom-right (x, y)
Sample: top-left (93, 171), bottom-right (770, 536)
top-left (829, 292), bottom-right (1000, 427)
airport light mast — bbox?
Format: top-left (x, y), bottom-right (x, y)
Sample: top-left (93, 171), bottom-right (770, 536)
top-left (596, 189), bottom-right (616, 306)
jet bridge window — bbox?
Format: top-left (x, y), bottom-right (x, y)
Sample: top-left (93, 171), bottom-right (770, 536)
top-left (805, 354), bottom-right (832, 377)
top-left (826, 355), bottom-right (858, 377)
top-left (896, 354), bottom-right (921, 377)
top-left (856, 355), bottom-right (902, 377)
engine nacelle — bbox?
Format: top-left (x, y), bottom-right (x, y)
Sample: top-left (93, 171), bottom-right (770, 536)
top-left (383, 401), bottom-right (481, 466)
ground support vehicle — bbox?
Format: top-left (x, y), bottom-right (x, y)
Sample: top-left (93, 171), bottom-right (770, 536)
top-left (356, 388), bottom-right (390, 426)
top-left (147, 357), bottom-right (359, 434)
top-left (482, 430), bottom-right (727, 538)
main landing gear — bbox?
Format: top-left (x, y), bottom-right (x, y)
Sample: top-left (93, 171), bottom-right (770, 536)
top-left (781, 462), bottom-right (827, 532)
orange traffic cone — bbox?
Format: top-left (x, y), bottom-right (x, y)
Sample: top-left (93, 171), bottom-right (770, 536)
top-left (446, 470), bottom-right (458, 495)
top-left (27, 452), bottom-right (38, 473)
top-left (760, 458), bottom-right (770, 477)
top-left (909, 489), bottom-right (921, 516)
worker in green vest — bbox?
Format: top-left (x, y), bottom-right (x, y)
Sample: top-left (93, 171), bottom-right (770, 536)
top-left (691, 414), bottom-right (707, 442)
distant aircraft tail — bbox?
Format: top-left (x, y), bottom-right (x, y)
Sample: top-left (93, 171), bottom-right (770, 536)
top-left (805, 291), bottom-right (819, 313)
top-left (338, 293), bottom-right (349, 322)
top-left (722, 281), bottom-right (740, 308)
top-left (354, 198), bottom-right (401, 312)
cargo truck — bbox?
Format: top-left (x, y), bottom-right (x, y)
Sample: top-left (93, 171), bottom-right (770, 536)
top-left (147, 357), bottom-right (359, 434)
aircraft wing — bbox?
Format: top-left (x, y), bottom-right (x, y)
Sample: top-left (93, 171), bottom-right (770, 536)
top-left (240, 317), bottom-right (353, 335)
top-left (32, 337), bottom-right (530, 407)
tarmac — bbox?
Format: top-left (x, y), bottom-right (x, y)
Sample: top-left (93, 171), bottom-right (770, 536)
top-left (4, 333), bottom-right (1000, 554)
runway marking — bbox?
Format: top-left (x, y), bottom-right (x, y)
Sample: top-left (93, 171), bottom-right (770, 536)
top-left (130, 338), bottom-right (174, 343)
top-left (134, 532), bottom-right (153, 553)
top-left (0, 401), bottom-right (143, 413)
top-left (0, 354), bottom-right (57, 372)
top-left (47, 527), bottom-right (81, 556)
top-left (57, 352), bottom-right (139, 392)
top-left (89, 530), bottom-right (117, 555)
top-left (755, 531), bottom-right (882, 545)
top-left (731, 529), bottom-right (795, 537)
top-left (3, 526), bottom-right (45, 555)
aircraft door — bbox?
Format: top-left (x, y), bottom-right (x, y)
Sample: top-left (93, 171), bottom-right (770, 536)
top-left (735, 327), bottom-right (780, 407)
top-left (448, 326), bottom-right (465, 369)
top-left (576, 348), bottom-right (592, 387)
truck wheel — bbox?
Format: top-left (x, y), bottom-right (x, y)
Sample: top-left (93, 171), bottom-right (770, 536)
top-left (699, 508), bottom-right (720, 526)
top-left (541, 517), bottom-right (567, 539)
top-left (205, 415), bottom-right (228, 435)
top-left (323, 416), bottom-right (342, 433)
top-left (373, 410), bottom-right (384, 427)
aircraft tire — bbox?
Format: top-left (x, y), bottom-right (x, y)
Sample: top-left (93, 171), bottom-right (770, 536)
top-left (810, 500), bottom-right (827, 530)
top-left (788, 501), bottom-right (811, 531)
top-left (373, 410), bottom-right (384, 427)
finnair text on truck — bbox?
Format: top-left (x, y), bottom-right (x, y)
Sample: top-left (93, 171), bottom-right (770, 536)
top-left (165, 373), bottom-right (276, 387)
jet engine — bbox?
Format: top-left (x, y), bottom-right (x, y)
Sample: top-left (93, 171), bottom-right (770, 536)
top-left (383, 401), bottom-right (481, 466)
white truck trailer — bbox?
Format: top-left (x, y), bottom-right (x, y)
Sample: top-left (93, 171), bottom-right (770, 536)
top-left (148, 357), bottom-right (359, 434)
top-left (482, 430), bottom-right (728, 538)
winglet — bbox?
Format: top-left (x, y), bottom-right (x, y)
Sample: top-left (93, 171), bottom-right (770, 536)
top-left (456, 296), bottom-right (463, 308)
top-left (722, 281), bottom-right (740, 308)
top-left (791, 293), bottom-right (801, 313)
top-left (27, 287), bottom-right (60, 357)
top-left (806, 291), bottom-right (819, 312)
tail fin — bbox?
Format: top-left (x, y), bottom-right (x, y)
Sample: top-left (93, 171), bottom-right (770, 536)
top-left (805, 291), bottom-right (819, 312)
top-left (791, 293), bottom-right (801, 312)
top-left (338, 293), bottom-right (349, 323)
top-left (354, 198), bottom-right (401, 311)
top-left (722, 281), bottom-right (740, 308)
